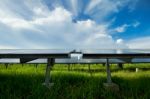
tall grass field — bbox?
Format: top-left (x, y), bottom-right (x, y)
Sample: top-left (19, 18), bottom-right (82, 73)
top-left (0, 64), bottom-right (150, 99)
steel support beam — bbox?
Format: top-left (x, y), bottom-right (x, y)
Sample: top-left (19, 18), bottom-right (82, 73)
top-left (106, 58), bottom-right (112, 83)
top-left (118, 63), bottom-right (123, 69)
top-left (35, 64), bottom-right (38, 68)
top-left (102, 63), bottom-right (105, 66)
top-left (22, 64), bottom-right (24, 67)
top-left (5, 63), bottom-right (9, 69)
top-left (88, 64), bottom-right (91, 72)
top-left (20, 58), bottom-right (37, 63)
top-left (103, 58), bottom-right (119, 91)
top-left (117, 58), bottom-right (132, 63)
top-left (43, 58), bottom-right (55, 88)
top-left (68, 64), bottom-right (71, 71)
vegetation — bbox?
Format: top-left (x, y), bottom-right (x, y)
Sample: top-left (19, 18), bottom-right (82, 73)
top-left (0, 64), bottom-right (150, 99)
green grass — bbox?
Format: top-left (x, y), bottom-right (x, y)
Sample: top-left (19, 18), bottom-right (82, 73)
top-left (0, 64), bottom-right (150, 99)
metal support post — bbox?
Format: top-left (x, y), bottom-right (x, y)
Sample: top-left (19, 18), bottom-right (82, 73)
top-left (43, 58), bottom-right (55, 88)
top-left (106, 58), bottom-right (112, 83)
top-left (5, 63), bottom-right (8, 69)
top-left (68, 64), bottom-right (71, 71)
top-left (88, 64), bottom-right (91, 72)
top-left (35, 64), bottom-right (38, 68)
top-left (118, 63), bottom-right (123, 69)
top-left (103, 58), bottom-right (119, 91)
top-left (102, 63), bottom-right (105, 66)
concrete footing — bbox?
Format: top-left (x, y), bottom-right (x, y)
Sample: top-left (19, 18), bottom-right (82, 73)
top-left (42, 83), bottom-right (54, 89)
top-left (103, 83), bottom-right (119, 92)
top-left (136, 68), bottom-right (139, 72)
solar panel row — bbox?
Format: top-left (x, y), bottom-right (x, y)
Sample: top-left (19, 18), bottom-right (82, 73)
top-left (0, 58), bottom-right (150, 64)
top-left (0, 49), bottom-right (150, 88)
top-left (0, 49), bottom-right (150, 63)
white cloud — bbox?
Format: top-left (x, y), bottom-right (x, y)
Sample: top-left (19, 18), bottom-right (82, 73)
top-left (115, 24), bottom-right (129, 33)
top-left (114, 21), bottom-right (140, 33)
top-left (70, 0), bottom-right (78, 16)
top-left (85, 0), bottom-right (131, 21)
top-left (127, 37), bottom-right (150, 49)
top-left (128, 0), bottom-right (139, 12)
top-left (0, 0), bottom-right (131, 49)
top-left (116, 39), bottom-right (124, 45)
top-left (116, 39), bottom-right (128, 49)
top-left (86, 0), bottom-right (102, 12)
top-left (133, 21), bottom-right (140, 28)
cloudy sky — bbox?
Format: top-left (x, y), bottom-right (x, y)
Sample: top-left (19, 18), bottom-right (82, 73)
top-left (0, 0), bottom-right (150, 49)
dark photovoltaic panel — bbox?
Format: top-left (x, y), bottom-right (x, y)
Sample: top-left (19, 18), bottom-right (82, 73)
top-left (0, 49), bottom-right (71, 58)
top-left (82, 49), bottom-right (150, 58)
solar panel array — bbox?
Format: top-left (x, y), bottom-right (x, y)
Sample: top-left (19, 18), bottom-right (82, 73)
top-left (0, 49), bottom-right (150, 64)
top-left (0, 49), bottom-right (150, 54)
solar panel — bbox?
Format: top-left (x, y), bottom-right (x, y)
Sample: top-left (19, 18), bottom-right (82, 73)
top-left (0, 49), bottom-right (71, 54)
top-left (0, 49), bottom-right (150, 64)
top-left (0, 49), bottom-right (150, 54)
top-left (82, 49), bottom-right (150, 54)
top-left (0, 59), bottom-right (19, 63)
top-left (0, 58), bottom-right (150, 64)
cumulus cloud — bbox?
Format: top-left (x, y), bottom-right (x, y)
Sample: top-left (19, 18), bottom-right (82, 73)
top-left (0, 0), bottom-right (140, 49)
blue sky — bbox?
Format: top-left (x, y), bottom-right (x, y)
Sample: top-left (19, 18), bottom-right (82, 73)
top-left (0, 0), bottom-right (150, 49)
